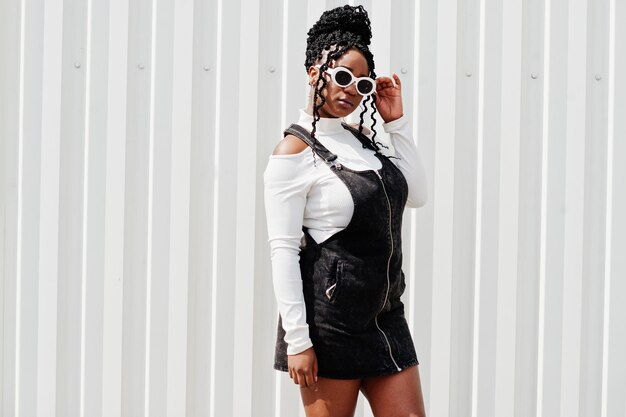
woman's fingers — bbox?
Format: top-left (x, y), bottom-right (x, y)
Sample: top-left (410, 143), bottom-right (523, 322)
top-left (290, 366), bottom-right (318, 390)
top-left (304, 371), bottom-right (318, 391)
top-left (376, 74), bottom-right (401, 90)
top-left (376, 75), bottom-right (400, 97)
top-left (376, 77), bottom-right (393, 88)
top-left (304, 357), bottom-right (318, 390)
top-left (393, 72), bottom-right (401, 87)
top-left (287, 347), bottom-right (318, 390)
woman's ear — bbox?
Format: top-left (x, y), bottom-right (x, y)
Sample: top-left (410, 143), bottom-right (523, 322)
top-left (308, 66), bottom-right (319, 85)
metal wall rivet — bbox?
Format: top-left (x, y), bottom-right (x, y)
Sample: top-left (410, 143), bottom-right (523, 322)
top-left (465, 71), bottom-right (472, 77)
top-left (401, 67), bottom-right (407, 74)
top-left (595, 74), bottom-right (602, 81)
top-left (204, 65), bottom-right (210, 71)
top-left (531, 73), bottom-right (538, 79)
top-left (269, 66), bottom-right (276, 73)
top-left (74, 62), bottom-right (81, 68)
top-left (138, 63), bottom-right (145, 70)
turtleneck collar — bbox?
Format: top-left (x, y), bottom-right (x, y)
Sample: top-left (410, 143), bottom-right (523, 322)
top-left (296, 107), bottom-right (346, 135)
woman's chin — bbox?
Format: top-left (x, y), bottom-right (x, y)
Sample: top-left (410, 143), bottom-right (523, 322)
top-left (314, 103), bottom-right (355, 118)
top-left (332, 106), bottom-right (356, 118)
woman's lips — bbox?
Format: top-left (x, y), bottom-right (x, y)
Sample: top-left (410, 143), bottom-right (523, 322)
top-left (337, 99), bottom-right (353, 108)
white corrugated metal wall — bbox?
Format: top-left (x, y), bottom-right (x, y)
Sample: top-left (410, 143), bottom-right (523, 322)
top-left (0, 0), bottom-right (624, 416)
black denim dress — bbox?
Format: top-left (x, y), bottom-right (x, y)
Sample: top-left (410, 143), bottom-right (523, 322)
top-left (274, 122), bottom-right (419, 380)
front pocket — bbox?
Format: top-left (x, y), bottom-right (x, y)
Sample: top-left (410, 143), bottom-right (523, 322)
top-left (324, 260), bottom-right (344, 303)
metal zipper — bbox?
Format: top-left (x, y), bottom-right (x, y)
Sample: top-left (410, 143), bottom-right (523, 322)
top-left (374, 170), bottom-right (402, 372)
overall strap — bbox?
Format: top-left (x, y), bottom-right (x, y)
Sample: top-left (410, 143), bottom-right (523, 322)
top-left (340, 123), bottom-right (379, 152)
top-left (283, 124), bottom-right (340, 166)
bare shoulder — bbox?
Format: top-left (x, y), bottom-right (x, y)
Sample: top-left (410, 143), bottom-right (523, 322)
top-left (272, 134), bottom-right (309, 156)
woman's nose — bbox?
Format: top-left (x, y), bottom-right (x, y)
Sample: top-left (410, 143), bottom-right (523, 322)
top-left (344, 82), bottom-right (358, 96)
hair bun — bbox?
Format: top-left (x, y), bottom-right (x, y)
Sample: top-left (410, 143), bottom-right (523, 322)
top-left (306, 5), bottom-right (372, 47)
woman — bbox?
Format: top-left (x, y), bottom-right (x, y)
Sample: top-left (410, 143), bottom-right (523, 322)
top-left (264, 5), bottom-right (428, 416)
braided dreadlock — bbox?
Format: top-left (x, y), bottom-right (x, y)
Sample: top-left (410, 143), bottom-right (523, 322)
top-left (305, 5), bottom-right (385, 164)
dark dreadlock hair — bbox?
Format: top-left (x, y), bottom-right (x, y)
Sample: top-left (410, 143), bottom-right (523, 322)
top-left (305, 5), bottom-right (386, 164)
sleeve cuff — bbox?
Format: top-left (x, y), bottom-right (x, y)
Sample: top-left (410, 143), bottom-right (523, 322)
top-left (287, 339), bottom-right (314, 356)
top-left (382, 113), bottom-right (409, 133)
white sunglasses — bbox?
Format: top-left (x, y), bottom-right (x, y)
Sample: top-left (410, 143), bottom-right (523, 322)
top-left (314, 64), bottom-right (376, 97)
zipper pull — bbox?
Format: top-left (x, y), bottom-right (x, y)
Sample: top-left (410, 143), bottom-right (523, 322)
top-left (325, 283), bottom-right (337, 300)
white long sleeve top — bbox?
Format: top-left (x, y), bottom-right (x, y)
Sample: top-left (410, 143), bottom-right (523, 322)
top-left (264, 107), bottom-right (428, 355)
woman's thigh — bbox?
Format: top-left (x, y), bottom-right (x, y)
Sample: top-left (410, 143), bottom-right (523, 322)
top-left (360, 365), bottom-right (426, 417)
top-left (300, 377), bottom-right (362, 417)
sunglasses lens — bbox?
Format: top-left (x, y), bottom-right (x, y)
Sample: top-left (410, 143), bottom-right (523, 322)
top-left (357, 79), bottom-right (374, 95)
top-left (334, 69), bottom-right (353, 87)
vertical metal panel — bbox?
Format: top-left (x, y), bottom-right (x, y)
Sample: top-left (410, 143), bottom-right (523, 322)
top-left (606, 2), bottom-right (626, 416)
top-left (370, 0), bottom-right (391, 79)
top-left (38, 0), bottom-right (64, 416)
top-left (430, 0), bottom-right (457, 416)
top-left (475, 0), bottom-right (503, 415)
top-left (186, 0), bottom-right (216, 415)
top-left (539, 0), bottom-right (569, 416)
top-left (19, 0), bottom-right (45, 416)
top-left (146, 0), bottom-right (175, 415)
top-left (102, 0), bottom-right (129, 416)
top-left (56, 0), bottom-right (88, 416)
top-left (560, 1), bottom-right (588, 417)
top-left (233, 0), bottom-right (259, 414)
top-left (450, 0), bottom-right (479, 414)
top-left (515, 0), bottom-right (544, 415)
top-left (0, 0), bottom-right (21, 415)
top-left (122, 0), bottom-right (153, 414)
top-left (210, 0), bottom-right (241, 415)
top-left (494, 0), bottom-right (523, 416)
top-left (102, 0), bottom-right (128, 416)
top-left (580, 0), bottom-right (610, 416)
top-left (167, 0), bottom-right (194, 416)
top-left (83, 0), bottom-right (108, 414)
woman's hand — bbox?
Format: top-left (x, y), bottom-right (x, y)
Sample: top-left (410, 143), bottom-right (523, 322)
top-left (288, 347), bottom-right (318, 391)
top-left (373, 73), bottom-right (404, 123)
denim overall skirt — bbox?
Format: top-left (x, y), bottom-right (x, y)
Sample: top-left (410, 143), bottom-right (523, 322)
top-left (274, 122), bottom-right (419, 380)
